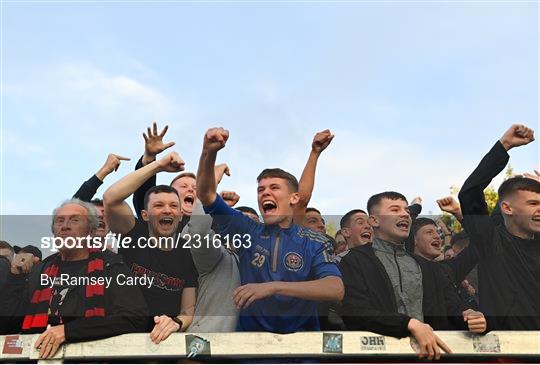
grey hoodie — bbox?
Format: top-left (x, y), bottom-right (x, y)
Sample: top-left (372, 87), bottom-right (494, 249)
top-left (185, 201), bottom-right (240, 332)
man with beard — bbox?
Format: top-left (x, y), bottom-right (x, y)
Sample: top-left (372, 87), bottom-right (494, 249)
top-left (196, 127), bottom-right (343, 334)
top-left (0, 199), bottom-right (148, 359)
top-left (458, 123), bottom-right (540, 330)
top-left (339, 192), bottom-right (486, 361)
top-left (103, 152), bottom-right (198, 344)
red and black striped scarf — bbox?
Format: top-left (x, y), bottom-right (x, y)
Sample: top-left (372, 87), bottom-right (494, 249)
top-left (22, 248), bottom-right (106, 332)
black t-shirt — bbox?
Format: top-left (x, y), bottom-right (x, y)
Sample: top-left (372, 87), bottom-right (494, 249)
top-left (49, 259), bottom-right (89, 326)
top-left (119, 217), bottom-right (198, 316)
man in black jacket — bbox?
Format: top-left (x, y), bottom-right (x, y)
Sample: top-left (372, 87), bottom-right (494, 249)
top-left (0, 199), bottom-right (148, 359)
top-left (340, 192), bottom-right (486, 361)
top-left (458, 123), bottom-right (540, 330)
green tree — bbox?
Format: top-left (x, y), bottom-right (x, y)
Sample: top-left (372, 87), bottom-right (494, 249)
top-left (505, 164), bottom-right (514, 179)
top-left (325, 221), bottom-right (338, 238)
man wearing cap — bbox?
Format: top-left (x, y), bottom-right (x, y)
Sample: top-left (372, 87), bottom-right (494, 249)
top-left (13, 245), bottom-right (43, 262)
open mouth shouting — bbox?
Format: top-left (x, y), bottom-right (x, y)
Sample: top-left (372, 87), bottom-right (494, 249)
top-left (396, 220), bottom-right (410, 232)
top-left (261, 200), bottom-right (278, 215)
top-left (360, 230), bottom-right (372, 242)
top-left (182, 194), bottom-right (196, 213)
top-left (158, 216), bottom-right (175, 230)
top-left (430, 239), bottom-right (441, 249)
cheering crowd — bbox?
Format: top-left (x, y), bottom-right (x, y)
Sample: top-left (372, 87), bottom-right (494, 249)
top-left (0, 123), bottom-right (539, 360)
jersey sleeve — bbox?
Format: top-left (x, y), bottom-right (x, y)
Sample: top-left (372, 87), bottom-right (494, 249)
top-left (309, 237), bottom-right (342, 279)
top-left (203, 194), bottom-right (257, 236)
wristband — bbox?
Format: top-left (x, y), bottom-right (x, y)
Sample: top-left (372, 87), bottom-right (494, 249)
top-left (171, 316), bottom-right (183, 331)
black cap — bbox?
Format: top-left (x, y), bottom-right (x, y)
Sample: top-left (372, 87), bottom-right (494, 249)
top-left (14, 245), bottom-right (43, 261)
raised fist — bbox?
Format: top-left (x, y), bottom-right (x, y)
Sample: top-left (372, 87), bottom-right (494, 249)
top-left (204, 127), bottom-right (229, 153)
top-left (411, 196), bottom-right (422, 206)
top-left (157, 152), bottom-right (185, 173)
top-left (312, 129), bottom-right (334, 154)
top-left (500, 124), bottom-right (535, 151)
top-left (436, 196), bottom-right (461, 216)
top-left (221, 191), bottom-right (240, 207)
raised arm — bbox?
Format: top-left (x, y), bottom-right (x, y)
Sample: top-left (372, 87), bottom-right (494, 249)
top-left (458, 124), bottom-right (535, 255)
top-left (103, 152), bottom-right (185, 234)
top-left (133, 122), bottom-right (176, 217)
top-left (294, 129), bottom-right (334, 221)
top-left (73, 153), bottom-right (130, 202)
top-left (196, 127), bottom-right (229, 206)
top-left (437, 196), bottom-right (463, 223)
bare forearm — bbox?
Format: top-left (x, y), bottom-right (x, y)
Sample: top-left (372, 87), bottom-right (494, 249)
top-left (104, 161), bottom-right (162, 206)
top-left (298, 151), bottom-right (320, 206)
top-left (178, 288), bottom-right (196, 331)
top-left (95, 168), bottom-right (108, 182)
top-left (273, 276), bottom-right (344, 301)
top-left (197, 149), bottom-right (218, 205)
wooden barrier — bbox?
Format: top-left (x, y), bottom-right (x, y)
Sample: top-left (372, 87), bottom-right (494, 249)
top-left (1, 331), bottom-right (539, 362)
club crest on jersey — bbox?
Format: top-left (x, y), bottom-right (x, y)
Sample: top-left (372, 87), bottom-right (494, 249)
top-left (284, 252), bottom-right (303, 271)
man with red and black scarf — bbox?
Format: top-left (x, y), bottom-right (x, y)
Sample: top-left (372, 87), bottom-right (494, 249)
top-left (0, 199), bottom-right (148, 359)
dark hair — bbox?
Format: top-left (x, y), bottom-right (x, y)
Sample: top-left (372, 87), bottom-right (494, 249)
top-left (340, 209), bottom-right (367, 228)
top-left (236, 206), bottom-right (258, 216)
top-left (306, 207), bottom-right (321, 215)
top-left (257, 168), bottom-right (299, 193)
top-left (411, 217), bottom-right (437, 238)
top-left (498, 176), bottom-right (540, 200)
top-left (90, 198), bottom-right (104, 207)
top-left (170, 172), bottom-right (197, 187)
top-left (367, 191), bottom-right (408, 215)
top-left (144, 185), bottom-right (180, 209)
top-left (0, 240), bottom-right (13, 252)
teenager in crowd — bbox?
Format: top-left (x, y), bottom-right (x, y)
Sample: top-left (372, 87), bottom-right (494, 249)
top-left (196, 127), bottom-right (343, 333)
top-left (340, 192), bottom-right (486, 360)
top-left (458, 124), bottom-right (540, 330)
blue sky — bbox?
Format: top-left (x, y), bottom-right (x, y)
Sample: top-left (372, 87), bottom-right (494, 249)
top-left (1, 0), bottom-right (538, 235)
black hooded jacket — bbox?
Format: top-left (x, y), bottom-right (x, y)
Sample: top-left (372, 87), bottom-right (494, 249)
top-left (339, 244), bottom-right (468, 338)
